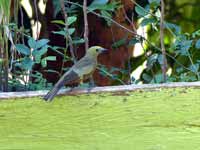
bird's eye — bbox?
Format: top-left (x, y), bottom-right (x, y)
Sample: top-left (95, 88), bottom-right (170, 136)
top-left (96, 49), bottom-right (99, 52)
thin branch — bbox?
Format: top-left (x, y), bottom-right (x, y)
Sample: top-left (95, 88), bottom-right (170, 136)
top-left (97, 66), bottom-right (126, 85)
top-left (122, 7), bottom-right (136, 32)
top-left (160, 0), bottom-right (167, 82)
top-left (83, 0), bottom-right (89, 50)
top-left (60, 0), bottom-right (76, 63)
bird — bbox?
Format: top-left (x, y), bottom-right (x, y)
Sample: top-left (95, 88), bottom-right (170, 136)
top-left (43, 46), bottom-right (107, 101)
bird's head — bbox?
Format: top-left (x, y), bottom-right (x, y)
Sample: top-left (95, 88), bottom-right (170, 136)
top-left (87, 46), bottom-right (108, 57)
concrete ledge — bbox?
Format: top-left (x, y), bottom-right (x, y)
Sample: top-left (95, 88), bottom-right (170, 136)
top-left (1, 81), bottom-right (200, 99)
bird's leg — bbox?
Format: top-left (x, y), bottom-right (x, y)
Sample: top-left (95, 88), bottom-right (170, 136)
top-left (87, 76), bottom-right (96, 94)
top-left (78, 78), bottom-right (88, 88)
top-left (89, 76), bottom-right (96, 87)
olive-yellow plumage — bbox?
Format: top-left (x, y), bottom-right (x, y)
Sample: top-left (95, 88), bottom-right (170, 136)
top-left (43, 46), bottom-right (107, 101)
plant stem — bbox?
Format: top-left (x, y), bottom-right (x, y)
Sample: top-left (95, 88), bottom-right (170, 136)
top-left (160, 0), bottom-right (167, 82)
top-left (60, 0), bottom-right (76, 63)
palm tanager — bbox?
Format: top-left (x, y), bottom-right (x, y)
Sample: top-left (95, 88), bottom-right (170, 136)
top-left (43, 46), bottom-right (107, 101)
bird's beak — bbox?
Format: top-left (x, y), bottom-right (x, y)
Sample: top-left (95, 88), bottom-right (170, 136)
top-left (100, 48), bottom-right (108, 53)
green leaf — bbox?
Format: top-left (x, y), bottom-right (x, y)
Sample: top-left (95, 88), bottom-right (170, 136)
top-left (21, 57), bottom-right (34, 70)
top-left (67, 28), bottom-right (76, 35)
top-left (176, 67), bottom-right (184, 73)
top-left (52, 17), bottom-right (77, 26)
top-left (89, 1), bottom-right (120, 11)
top-left (142, 73), bottom-right (152, 82)
top-left (148, 0), bottom-right (160, 4)
top-left (67, 16), bottom-right (77, 26)
top-left (52, 30), bottom-right (66, 37)
top-left (164, 22), bottom-right (181, 35)
top-left (15, 44), bottom-right (30, 56)
top-left (112, 38), bottom-right (126, 48)
top-left (46, 56), bottom-right (56, 61)
top-left (128, 38), bottom-right (140, 46)
top-left (189, 64), bottom-right (199, 73)
top-left (146, 54), bottom-right (158, 69)
top-left (140, 18), bottom-right (157, 26)
top-left (101, 10), bottom-right (112, 18)
top-left (72, 38), bottom-right (85, 44)
top-left (100, 10), bottom-right (112, 26)
top-left (175, 40), bottom-right (193, 56)
top-left (32, 45), bottom-right (48, 63)
top-left (195, 39), bottom-right (200, 49)
top-left (52, 28), bottom-right (75, 37)
top-left (28, 37), bottom-right (37, 49)
top-left (51, 20), bottom-right (65, 25)
top-left (36, 39), bottom-right (49, 49)
top-left (135, 6), bottom-right (148, 17)
top-left (153, 73), bottom-right (163, 83)
top-left (41, 56), bottom-right (56, 68)
top-left (157, 54), bottom-right (164, 65)
top-left (148, 0), bottom-right (160, 8)
top-left (90, 0), bottom-right (109, 6)
top-left (192, 30), bottom-right (200, 38)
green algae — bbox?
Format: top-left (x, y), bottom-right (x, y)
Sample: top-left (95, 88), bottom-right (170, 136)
top-left (0, 88), bottom-right (200, 150)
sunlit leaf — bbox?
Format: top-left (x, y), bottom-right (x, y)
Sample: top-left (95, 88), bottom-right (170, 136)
top-left (36, 39), bottom-right (49, 49)
top-left (195, 39), bottom-right (200, 49)
top-left (72, 38), bottom-right (85, 44)
top-left (28, 37), bottom-right (37, 49)
top-left (15, 44), bottom-right (30, 56)
top-left (140, 18), bottom-right (157, 26)
top-left (52, 28), bottom-right (75, 37)
top-left (21, 57), bottom-right (34, 70)
top-left (135, 6), bottom-right (148, 17)
top-left (128, 38), bottom-right (140, 46)
top-left (52, 16), bottom-right (77, 26)
top-left (32, 45), bottom-right (48, 63)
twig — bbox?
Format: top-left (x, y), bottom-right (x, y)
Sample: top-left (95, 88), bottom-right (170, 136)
top-left (122, 7), bottom-right (136, 32)
top-left (187, 50), bottom-right (200, 79)
top-left (160, 0), bottom-right (167, 82)
top-left (97, 66), bottom-right (126, 85)
top-left (60, 0), bottom-right (76, 63)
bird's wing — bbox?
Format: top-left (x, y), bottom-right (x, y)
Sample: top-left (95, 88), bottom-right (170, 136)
top-left (59, 69), bottom-right (80, 85)
top-left (43, 70), bottom-right (80, 101)
top-left (72, 56), bottom-right (97, 77)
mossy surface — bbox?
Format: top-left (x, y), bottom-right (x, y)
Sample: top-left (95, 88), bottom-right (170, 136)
top-left (0, 88), bottom-right (200, 150)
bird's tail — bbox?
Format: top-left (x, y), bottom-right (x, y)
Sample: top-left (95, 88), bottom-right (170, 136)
top-left (43, 70), bottom-right (79, 101)
top-left (43, 87), bottom-right (59, 101)
top-left (43, 80), bottom-right (64, 101)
